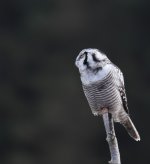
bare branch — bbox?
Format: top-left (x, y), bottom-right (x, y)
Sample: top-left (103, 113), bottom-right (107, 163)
top-left (102, 110), bottom-right (121, 164)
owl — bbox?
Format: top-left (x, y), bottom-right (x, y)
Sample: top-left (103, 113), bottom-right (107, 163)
top-left (75, 48), bottom-right (140, 141)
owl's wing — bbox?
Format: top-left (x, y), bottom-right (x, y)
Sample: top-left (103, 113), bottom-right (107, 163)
top-left (112, 63), bottom-right (129, 114)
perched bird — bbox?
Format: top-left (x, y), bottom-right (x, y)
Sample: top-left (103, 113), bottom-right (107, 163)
top-left (75, 48), bottom-right (140, 141)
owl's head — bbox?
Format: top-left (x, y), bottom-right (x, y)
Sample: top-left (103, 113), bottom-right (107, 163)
top-left (75, 48), bottom-right (108, 73)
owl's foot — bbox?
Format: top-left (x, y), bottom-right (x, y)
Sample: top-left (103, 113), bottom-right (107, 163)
top-left (100, 107), bottom-right (109, 115)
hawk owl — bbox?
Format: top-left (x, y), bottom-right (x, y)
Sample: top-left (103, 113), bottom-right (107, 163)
top-left (75, 48), bottom-right (140, 141)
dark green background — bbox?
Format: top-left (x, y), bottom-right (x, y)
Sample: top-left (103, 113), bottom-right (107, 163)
top-left (0, 0), bottom-right (149, 163)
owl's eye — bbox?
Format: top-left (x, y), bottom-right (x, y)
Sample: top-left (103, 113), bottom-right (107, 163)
top-left (92, 53), bottom-right (100, 62)
top-left (78, 54), bottom-right (84, 60)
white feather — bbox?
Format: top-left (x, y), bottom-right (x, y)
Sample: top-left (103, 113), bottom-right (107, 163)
top-left (81, 64), bottom-right (112, 85)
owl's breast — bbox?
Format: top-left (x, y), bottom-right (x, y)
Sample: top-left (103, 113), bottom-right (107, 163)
top-left (82, 71), bottom-right (122, 115)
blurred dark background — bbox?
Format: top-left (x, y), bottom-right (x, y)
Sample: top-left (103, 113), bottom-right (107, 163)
top-left (0, 0), bottom-right (149, 164)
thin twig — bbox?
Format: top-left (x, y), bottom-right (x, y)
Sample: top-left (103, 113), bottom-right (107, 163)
top-left (102, 109), bottom-right (121, 164)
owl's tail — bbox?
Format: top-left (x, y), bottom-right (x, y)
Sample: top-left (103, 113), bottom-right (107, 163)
top-left (121, 116), bottom-right (140, 141)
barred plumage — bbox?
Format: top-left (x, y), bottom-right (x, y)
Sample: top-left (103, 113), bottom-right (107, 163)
top-left (75, 48), bottom-right (140, 141)
top-left (82, 70), bottom-right (127, 122)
